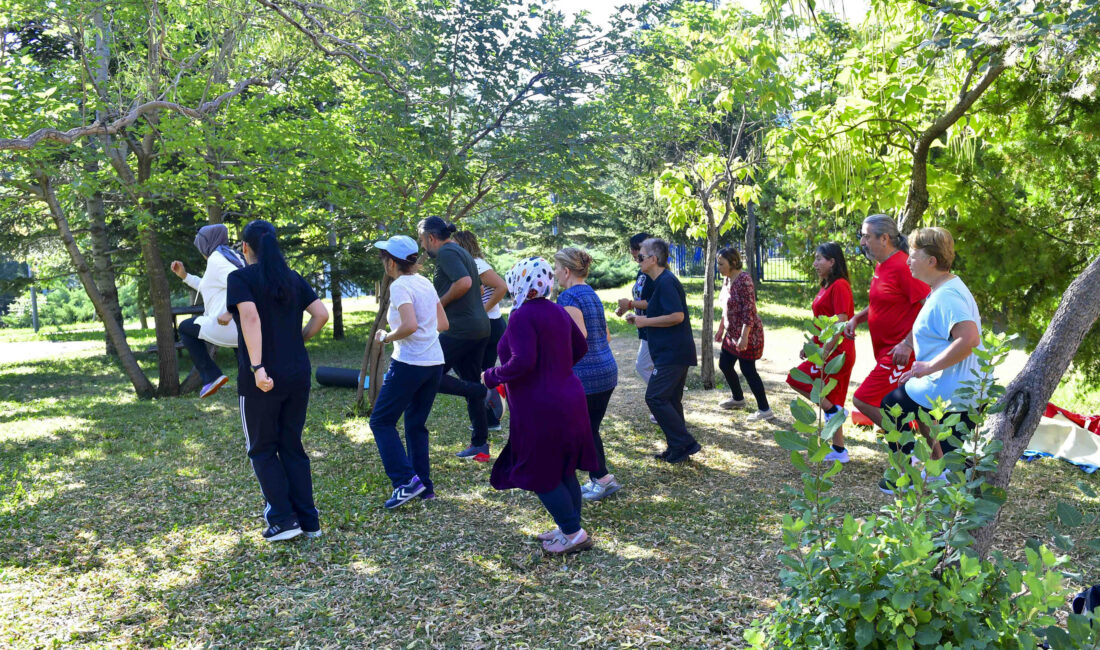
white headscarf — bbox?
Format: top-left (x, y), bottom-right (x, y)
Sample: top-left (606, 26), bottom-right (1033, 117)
top-left (505, 256), bottom-right (554, 309)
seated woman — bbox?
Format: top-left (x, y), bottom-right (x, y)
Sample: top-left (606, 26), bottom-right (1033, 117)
top-left (786, 242), bottom-right (856, 463)
top-left (482, 257), bottom-right (598, 555)
top-left (170, 224), bottom-right (245, 398)
top-left (880, 227), bottom-right (983, 493)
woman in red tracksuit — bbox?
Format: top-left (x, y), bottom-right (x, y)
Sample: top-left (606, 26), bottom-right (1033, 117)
top-left (786, 242), bottom-right (856, 464)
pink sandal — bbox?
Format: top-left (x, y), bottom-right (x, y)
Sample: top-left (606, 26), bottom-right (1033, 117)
top-left (536, 527), bottom-right (560, 541)
top-left (542, 529), bottom-right (594, 555)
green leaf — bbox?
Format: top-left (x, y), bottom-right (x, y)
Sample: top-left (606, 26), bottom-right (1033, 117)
top-left (891, 591), bottom-right (913, 610)
top-left (823, 352), bottom-right (846, 375)
top-left (914, 625), bottom-right (941, 645)
top-left (859, 598), bottom-right (877, 621)
top-left (1056, 502), bottom-right (1084, 528)
top-left (775, 430), bottom-right (808, 452)
top-left (854, 619), bottom-right (874, 647)
top-left (791, 399), bottom-right (817, 425)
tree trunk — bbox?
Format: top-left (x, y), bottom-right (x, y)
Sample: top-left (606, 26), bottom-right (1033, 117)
top-left (355, 274), bottom-right (392, 415)
top-left (137, 285), bottom-right (149, 330)
top-left (87, 177), bottom-right (124, 356)
top-left (329, 228), bottom-right (344, 340)
top-left (331, 270), bottom-right (345, 340)
top-left (87, 13), bottom-right (124, 357)
top-left (138, 224), bottom-right (180, 397)
top-left (744, 201), bottom-right (759, 291)
top-left (37, 172), bottom-right (155, 398)
top-left (972, 251), bottom-right (1100, 558)
top-left (700, 222), bottom-right (718, 391)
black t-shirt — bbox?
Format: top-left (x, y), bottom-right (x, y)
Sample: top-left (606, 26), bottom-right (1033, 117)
top-left (643, 270), bottom-right (697, 367)
top-left (226, 265), bottom-right (320, 397)
top-left (433, 242), bottom-right (490, 340)
top-left (632, 271), bottom-right (656, 341)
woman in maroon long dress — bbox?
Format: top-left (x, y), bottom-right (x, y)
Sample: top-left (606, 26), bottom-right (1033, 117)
top-left (482, 257), bottom-right (599, 555)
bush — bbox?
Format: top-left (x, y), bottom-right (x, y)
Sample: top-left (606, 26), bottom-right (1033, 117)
top-left (1, 286), bottom-right (96, 328)
top-left (486, 248), bottom-right (636, 291)
top-left (746, 317), bottom-right (1098, 648)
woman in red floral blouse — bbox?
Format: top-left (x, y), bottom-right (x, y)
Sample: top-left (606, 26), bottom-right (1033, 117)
top-left (715, 247), bottom-right (773, 422)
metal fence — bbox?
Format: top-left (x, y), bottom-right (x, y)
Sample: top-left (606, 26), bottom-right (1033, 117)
top-left (669, 241), bottom-right (812, 284)
top-left (755, 241), bottom-right (810, 284)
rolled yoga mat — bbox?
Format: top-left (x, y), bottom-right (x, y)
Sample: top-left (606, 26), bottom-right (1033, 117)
top-left (315, 366), bottom-right (369, 389)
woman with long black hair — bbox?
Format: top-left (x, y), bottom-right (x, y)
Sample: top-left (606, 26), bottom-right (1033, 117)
top-left (785, 242), bottom-right (856, 463)
top-left (222, 220), bottom-right (329, 541)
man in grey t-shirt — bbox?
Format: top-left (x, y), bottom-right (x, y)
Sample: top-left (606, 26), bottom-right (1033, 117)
top-left (417, 217), bottom-right (501, 461)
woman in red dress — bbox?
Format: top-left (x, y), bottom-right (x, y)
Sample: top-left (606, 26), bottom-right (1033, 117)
top-left (715, 247), bottom-right (772, 421)
top-left (786, 242), bottom-right (856, 463)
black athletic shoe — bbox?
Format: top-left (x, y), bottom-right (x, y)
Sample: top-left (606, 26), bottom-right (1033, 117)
top-left (665, 441), bottom-right (702, 464)
top-left (262, 522), bottom-right (302, 542)
top-left (653, 448), bottom-right (671, 460)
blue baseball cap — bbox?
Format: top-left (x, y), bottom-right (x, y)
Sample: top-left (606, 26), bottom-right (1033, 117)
top-left (374, 235), bottom-right (419, 261)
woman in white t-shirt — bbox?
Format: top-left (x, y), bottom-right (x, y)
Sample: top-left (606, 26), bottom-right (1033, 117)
top-left (879, 227), bottom-right (984, 492)
top-left (370, 235), bottom-right (450, 509)
top-left (453, 231), bottom-right (509, 429)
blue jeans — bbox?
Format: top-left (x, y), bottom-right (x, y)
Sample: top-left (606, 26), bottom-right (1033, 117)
top-left (369, 360), bottom-right (443, 493)
top-left (537, 469), bottom-right (583, 535)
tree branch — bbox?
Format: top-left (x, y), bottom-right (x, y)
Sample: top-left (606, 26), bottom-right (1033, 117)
top-left (0, 75), bottom-right (282, 151)
top-left (252, 0), bottom-right (408, 97)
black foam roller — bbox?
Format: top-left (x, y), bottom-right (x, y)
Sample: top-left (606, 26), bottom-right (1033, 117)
top-left (315, 366), bottom-right (368, 389)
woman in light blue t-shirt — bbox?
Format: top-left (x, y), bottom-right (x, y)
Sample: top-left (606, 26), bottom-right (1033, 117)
top-left (879, 227), bottom-right (984, 492)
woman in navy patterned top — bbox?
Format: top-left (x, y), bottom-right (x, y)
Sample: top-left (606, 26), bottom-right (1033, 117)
top-left (554, 248), bottom-right (622, 501)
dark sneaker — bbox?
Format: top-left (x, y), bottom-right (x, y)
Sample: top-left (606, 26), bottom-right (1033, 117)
top-left (200, 375), bottom-right (229, 398)
top-left (653, 448), bottom-right (671, 461)
top-left (385, 475), bottom-right (427, 509)
top-left (419, 491), bottom-right (437, 501)
top-left (484, 387), bottom-right (504, 421)
top-left (665, 441), bottom-right (702, 464)
top-left (262, 522), bottom-right (302, 542)
top-left (456, 444), bottom-right (490, 461)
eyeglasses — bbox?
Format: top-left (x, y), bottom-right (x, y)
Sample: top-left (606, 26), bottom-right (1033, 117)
top-left (636, 254), bottom-right (652, 262)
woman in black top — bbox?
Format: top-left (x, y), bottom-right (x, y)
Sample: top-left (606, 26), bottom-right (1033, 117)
top-left (223, 220), bottom-right (329, 542)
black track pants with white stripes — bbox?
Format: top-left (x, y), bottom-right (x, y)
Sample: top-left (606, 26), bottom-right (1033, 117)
top-left (239, 390), bottom-right (318, 531)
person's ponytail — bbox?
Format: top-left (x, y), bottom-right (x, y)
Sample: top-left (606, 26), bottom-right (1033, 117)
top-left (243, 220), bottom-right (293, 304)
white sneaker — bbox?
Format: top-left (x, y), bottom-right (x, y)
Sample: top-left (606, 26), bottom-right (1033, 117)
top-left (824, 406), bottom-right (848, 423)
top-left (649, 413), bottom-right (658, 423)
top-left (580, 479), bottom-right (598, 495)
top-left (823, 447), bottom-right (850, 463)
top-left (719, 397), bottom-right (747, 409)
top-left (582, 475), bottom-right (621, 501)
top-left (747, 409), bottom-right (776, 422)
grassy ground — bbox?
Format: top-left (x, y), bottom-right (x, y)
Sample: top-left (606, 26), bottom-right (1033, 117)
top-left (1, 286), bottom-right (1098, 648)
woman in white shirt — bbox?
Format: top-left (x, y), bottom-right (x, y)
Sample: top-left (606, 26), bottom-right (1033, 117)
top-left (453, 231), bottom-right (508, 429)
top-left (170, 224), bottom-right (245, 398)
top-left (879, 227), bottom-right (984, 493)
top-left (370, 235), bottom-right (450, 508)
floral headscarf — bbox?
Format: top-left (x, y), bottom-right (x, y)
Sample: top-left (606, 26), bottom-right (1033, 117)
top-left (505, 256), bottom-right (554, 309)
